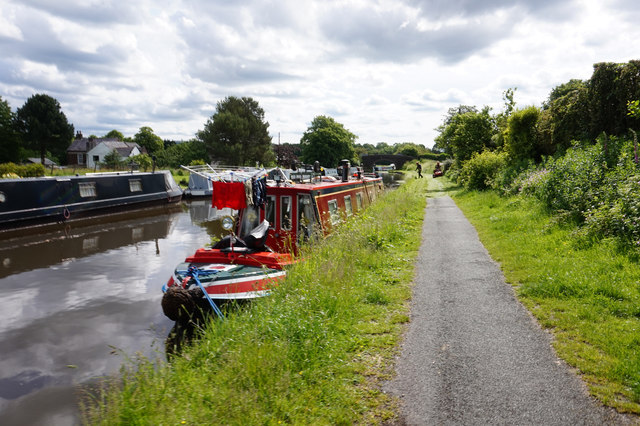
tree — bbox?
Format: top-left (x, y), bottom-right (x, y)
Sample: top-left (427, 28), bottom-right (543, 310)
top-left (300, 115), bottom-right (357, 167)
top-left (197, 96), bottom-right (275, 166)
top-left (394, 142), bottom-right (427, 157)
top-left (14, 93), bottom-right (74, 165)
top-left (104, 129), bottom-right (124, 140)
top-left (589, 61), bottom-right (640, 137)
top-left (133, 126), bottom-right (164, 154)
top-left (156, 139), bottom-right (207, 168)
top-left (0, 97), bottom-right (21, 163)
top-left (374, 142), bottom-right (395, 154)
top-left (542, 80), bottom-right (590, 152)
top-left (503, 106), bottom-right (545, 161)
top-left (433, 105), bottom-right (479, 155)
top-left (434, 106), bottom-right (494, 163)
top-left (273, 142), bottom-right (301, 167)
top-left (128, 153), bottom-right (153, 171)
top-left (491, 88), bottom-right (517, 149)
top-left (101, 149), bottom-right (125, 169)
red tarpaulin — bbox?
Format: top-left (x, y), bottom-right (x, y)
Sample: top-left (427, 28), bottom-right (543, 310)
top-left (212, 181), bottom-right (247, 210)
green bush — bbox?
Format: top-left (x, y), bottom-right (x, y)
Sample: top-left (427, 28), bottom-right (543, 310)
top-left (535, 143), bottom-right (605, 218)
top-left (508, 165), bottom-right (550, 197)
top-left (0, 162), bottom-right (46, 177)
top-left (458, 150), bottom-right (508, 190)
top-left (510, 135), bottom-right (640, 248)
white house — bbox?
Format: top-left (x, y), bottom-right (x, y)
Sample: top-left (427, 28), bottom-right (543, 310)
top-left (86, 141), bottom-right (143, 169)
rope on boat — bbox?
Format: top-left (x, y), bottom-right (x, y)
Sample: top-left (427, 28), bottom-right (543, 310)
top-left (186, 265), bottom-right (225, 319)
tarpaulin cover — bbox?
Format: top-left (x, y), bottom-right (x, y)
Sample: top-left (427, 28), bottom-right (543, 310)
top-left (212, 181), bottom-right (247, 210)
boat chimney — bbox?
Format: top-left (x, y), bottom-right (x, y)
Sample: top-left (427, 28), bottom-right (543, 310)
top-left (340, 159), bottom-right (350, 182)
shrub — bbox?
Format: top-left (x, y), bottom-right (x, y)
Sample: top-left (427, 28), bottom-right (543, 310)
top-left (458, 150), bottom-right (508, 190)
top-left (0, 162), bottom-right (46, 177)
top-left (535, 143), bottom-right (605, 218)
top-left (509, 165), bottom-right (550, 197)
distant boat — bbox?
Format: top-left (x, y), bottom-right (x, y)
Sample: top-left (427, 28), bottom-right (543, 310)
top-left (0, 171), bottom-right (183, 231)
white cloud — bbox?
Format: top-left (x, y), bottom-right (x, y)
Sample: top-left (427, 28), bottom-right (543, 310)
top-left (0, 0), bottom-right (638, 149)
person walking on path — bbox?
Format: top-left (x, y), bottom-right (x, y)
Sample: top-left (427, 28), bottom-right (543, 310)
top-left (416, 162), bottom-right (423, 178)
top-left (384, 196), bottom-right (632, 425)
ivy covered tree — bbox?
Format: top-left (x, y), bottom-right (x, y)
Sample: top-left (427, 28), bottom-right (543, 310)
top-left (589, 61), bottom-right (640, 137)
top-left (541, 79), bottom-right (590, 152)
top-left (503, 106), bottom-right (549, 161)
top-left (300, 115), bottom-right (357, 167)
top-left (14, 93), bottom-right (74, 165)
top-left (197, 96), bottom-right (275, 166)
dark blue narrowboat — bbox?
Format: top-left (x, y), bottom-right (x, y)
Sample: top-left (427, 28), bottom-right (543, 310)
top-left (0, 171), bottom-right (183, 231)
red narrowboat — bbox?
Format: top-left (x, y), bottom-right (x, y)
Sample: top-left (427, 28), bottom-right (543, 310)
top-left (161, 162), bottom-right (384, 318)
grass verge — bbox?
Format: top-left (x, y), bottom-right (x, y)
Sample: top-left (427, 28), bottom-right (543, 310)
top-left (452, 189), bottom-right (640, 414)
top-left (81, 175), bottom-right (429, 424)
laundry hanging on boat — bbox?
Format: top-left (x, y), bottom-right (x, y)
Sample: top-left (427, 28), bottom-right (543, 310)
top-left (253, 176), bottom-right (267, 207)
top-left (244, 179), bottom-right (254, 206)
top-left (212, 181), bottom-right (247, 210)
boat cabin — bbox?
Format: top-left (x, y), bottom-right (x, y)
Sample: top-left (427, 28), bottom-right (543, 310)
top-left (236, 167), bottom-right (384, 253)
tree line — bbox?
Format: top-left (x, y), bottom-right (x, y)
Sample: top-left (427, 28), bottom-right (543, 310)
top-left (436, 59), bottom-right (640, 251)
top-left (434, 60), bottom-right (640, 170)
top-left (0, 94), bottom-right (437, 172)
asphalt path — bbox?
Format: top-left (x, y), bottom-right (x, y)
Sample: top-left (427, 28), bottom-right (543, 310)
top-left (384, 196), bottom-right (633, 425)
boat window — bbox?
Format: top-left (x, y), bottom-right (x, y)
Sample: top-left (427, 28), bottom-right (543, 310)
top-left (328, 199), bottom-right (340, 225)
top-left (129, 179), bottom-right (142, 192)
top-left (79, 182), bottom-right (96, 198)
top-left (298, 194), bottom-right (317, 241)
top-left (356, 192), bottom-right (363, 210)
top-left (281, 196), bottom-right (292, 230)
top-left (344, 195), bottom-right (353, 216)
top-left (239, 205), bottom-right (260, 237)
top-left (265, 195), bottom-right (275, 229)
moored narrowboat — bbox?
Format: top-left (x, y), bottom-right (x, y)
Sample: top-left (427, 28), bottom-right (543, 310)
top-left (0, 170), bottom-right (183, 231)
top-left (161, 162), bottom-right (384, 318)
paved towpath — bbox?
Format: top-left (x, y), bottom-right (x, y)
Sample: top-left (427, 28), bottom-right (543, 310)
top-left (384, 196), bottom-right (633, 425)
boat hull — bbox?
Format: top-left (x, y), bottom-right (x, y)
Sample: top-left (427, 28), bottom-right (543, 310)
top-left (164, 248), bottom-right (294, 300)
top-left (0, 171), bottom-right (182, 231)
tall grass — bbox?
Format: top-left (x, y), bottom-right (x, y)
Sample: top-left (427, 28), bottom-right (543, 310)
top-left (454, 190), bottom-right (640, 414)
top-left (81, 177), bottom-right (428, 424)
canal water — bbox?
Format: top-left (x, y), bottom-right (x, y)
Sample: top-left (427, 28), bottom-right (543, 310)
top-left (0, 199), bottom-right (228, 425)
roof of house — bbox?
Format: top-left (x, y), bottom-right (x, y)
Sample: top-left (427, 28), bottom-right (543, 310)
top-left (68, 138), bottom-right (144, 157)
top-left (67, 137), bottom-right (121, 153)
top-left (96, 141), bottom-right (142, 157)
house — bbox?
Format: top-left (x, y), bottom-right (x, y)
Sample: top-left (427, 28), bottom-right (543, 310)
top-left (66, 131), bottom-right (145, 168)
top-left (86, 141), bottom-right (143, 169)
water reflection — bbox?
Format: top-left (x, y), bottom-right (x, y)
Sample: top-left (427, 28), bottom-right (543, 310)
top-left (380, 171), bottom-right (405, 188)
top-left (0, 200), bottom-right (224, 425)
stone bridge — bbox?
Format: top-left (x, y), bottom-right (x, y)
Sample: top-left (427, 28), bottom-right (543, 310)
top-left (360, 154), bottom-right (415, 171)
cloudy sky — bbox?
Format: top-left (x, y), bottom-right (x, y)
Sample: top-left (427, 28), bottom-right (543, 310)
top-left (0, 0), bottom-right (638, 148)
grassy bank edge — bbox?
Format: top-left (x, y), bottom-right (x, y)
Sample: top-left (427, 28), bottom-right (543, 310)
top-left (81, 172), bottom-right (429, 424)
top-left (452, 188), bottom-right (640, 416)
